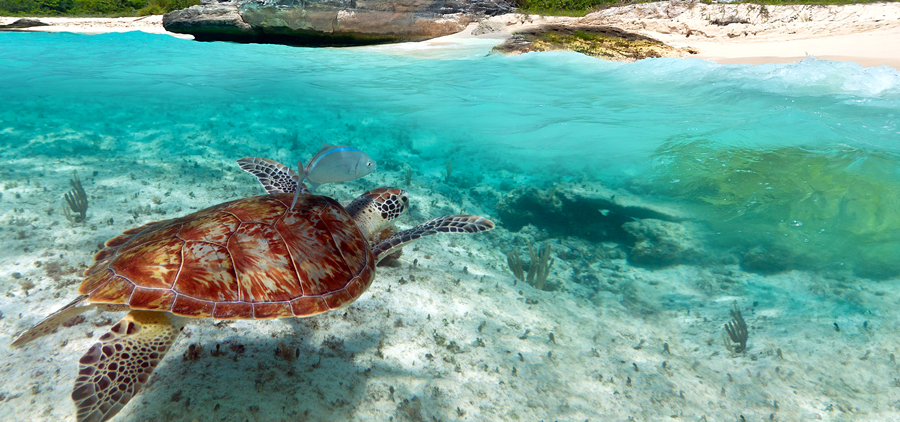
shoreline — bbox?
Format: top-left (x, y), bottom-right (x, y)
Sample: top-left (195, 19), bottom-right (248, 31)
top-left (0, 15), bottom-right (193, 39)
top-left (3, 2), bottom-right (900, 69)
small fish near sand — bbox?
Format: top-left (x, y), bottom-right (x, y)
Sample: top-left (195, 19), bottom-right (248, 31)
top-left (292, 143), bottom-right (376, 208)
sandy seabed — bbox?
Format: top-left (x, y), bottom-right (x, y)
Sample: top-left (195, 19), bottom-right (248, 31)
top-left (3, 152), bottom-right (900, 422)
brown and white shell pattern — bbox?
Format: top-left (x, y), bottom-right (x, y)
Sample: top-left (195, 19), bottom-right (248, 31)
top-left (78, 193), bottom-right (375, 320)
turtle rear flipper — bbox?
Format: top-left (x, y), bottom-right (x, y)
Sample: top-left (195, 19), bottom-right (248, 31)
top-left (11, 295), bottom-right (92, 347)
top-left (73, 310), bottom-right (186, 422)
top-left (372, 215), bottom-right (494, 264)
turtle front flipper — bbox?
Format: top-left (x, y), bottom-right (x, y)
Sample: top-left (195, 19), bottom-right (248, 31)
top-left (237, 157), bottom-right (310, 195)
top-left (73, 310), bottom-right (186, 422)
top-left (372, 215), bottom-right (494, 264)
top-left (11, 295), bottom-right (93, 347)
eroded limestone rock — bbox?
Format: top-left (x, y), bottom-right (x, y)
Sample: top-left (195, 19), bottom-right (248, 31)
top-left (164, 0), bottom-right (514, 46)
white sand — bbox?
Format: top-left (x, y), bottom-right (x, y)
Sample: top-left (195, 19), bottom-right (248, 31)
top-left (0, 15), bottom-right (192, 39)
top-left (579, 2), bottom-right (900, 69)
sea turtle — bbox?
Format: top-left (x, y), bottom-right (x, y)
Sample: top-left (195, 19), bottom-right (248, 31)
top-left (12, 157), bottom-right (494, 422)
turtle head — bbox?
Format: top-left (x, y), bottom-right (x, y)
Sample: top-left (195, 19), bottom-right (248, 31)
top-left (346, 187), bottom-right (409, 241)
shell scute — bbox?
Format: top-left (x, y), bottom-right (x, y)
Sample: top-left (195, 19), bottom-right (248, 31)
top-left (323, 289), bottom-right (354, 310)
top-left (116, 221), bottom-right (182, 253)
top-left (222, 196), bottom-right (287, 225)
top-left (109, 238), bottom-right (183, 290)
top-left (88, 276), bottom-right (135, 304)
top-left (175, 242), bottom-right (239, 302)
top-left (171, 295), bottom-right (214, 317)
top-left (290, 297), bottom-right (330, 317)
top-left (177, 212), bottom-right (240, 244)
top-left (318, 203), bottom-right (370, 280)
top-left (275, 214), bottom-right (345, 297)
top-left (229, 223), bottom-right (301, 303)
top-left (79, 269), bottom-right (116, 295)
top-left (346, 265), bottom-right (374, 301)
top-left (253, 302), bottom-right (293, 319)
top-left (212, 302), bottom-right (253, 319)
top-left (128, 287), bottom-right (176, 311)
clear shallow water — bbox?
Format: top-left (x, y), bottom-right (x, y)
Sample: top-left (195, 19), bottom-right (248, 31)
top-left (3, 30), bottom-right (900, 420)
top-left (3, 32), bottom-right (898, 172)
top-left (3, 31), bottom-right (900, 275)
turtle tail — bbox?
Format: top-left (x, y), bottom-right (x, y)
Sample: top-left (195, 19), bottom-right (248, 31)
top-left (372, 215), bottom-right (494, 264)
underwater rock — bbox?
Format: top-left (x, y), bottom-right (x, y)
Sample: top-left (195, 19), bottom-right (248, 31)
top-left (496, 183), bottom-right (689, 244)
top-left (623, 219), bottom-right (706, 268)
top-left (739, 246), bottom-right (794, 275)
top-left (164, 0), bottom-right (515, 46)
top-left (492, 25), bottom-right (696, 61)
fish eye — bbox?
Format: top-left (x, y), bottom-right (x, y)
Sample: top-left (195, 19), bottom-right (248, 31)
top-left (367, 162), bottom-right (372, 167)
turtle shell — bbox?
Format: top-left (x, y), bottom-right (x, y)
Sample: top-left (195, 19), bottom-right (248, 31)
top-left (78, 193), bottom-right (375, 319)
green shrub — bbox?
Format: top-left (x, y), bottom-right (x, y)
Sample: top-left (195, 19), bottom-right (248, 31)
top-left (515, 0), bottom-right (623, 17)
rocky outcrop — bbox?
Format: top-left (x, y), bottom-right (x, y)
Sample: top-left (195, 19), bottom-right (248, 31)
top-left (163, 0), bottom-right (515, 46)
top-left (496, 182), bottom-right (690, 243)
top-left (623, 219), bottom-right (706, 268)
top-left (0, 18), bottom-right (49, 29)
top-left (493, 25), bottom-right (696, 61)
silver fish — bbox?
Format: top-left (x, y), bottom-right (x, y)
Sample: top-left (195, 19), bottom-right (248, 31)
top-left (291, 143), bottom-right (376, 208)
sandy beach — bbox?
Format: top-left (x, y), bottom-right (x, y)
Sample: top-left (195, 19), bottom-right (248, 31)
top-left (0, 15), bottom-right (192, 39)
top-left (581, 2), bottom-right (900, 68)
top-left (3, 2), bottom-right (900, 68)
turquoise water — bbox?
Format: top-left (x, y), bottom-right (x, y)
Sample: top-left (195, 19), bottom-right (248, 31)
top-left (4, 32), bottom-right (897, 174)
top-left (3, 31), bottom-right (900, 275)
top-left (4, 31), bottom-right (900, 421)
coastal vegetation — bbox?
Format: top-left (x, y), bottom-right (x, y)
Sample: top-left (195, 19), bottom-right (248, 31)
top-left (0, 0), bottom-right (198, 16)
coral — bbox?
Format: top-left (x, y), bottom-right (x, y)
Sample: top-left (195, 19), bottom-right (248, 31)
top-left (527, 243), bottom-right (554, 290)
top-left (444, 161), bottom-right (453, 183)
top-left (63, 172), bottom-right (88, 224)
top-left (506, 242), bottom-right (555, 291)
top-left (506, 250), bottom-right (526, 281)
top-left (723, 303), bottom-right (748, 354)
